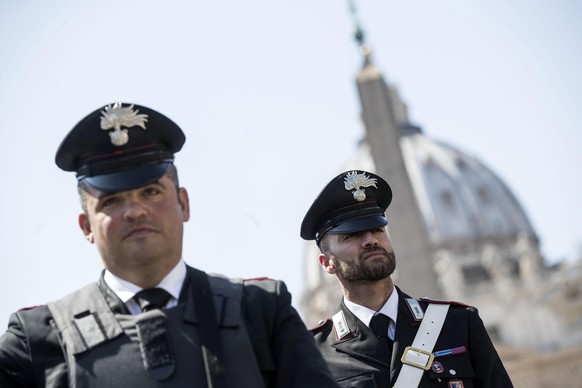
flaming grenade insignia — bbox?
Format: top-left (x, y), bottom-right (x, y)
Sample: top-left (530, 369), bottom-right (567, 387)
top-left (344, 171), bottom-right (378, 202)
top-left (100, 103), bottom-right (149, 146)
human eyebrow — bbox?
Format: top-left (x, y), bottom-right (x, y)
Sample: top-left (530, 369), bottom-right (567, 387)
top-left (94, 192), bottom-right (120, 210)
top-left (143, 180), bottom-right (166, 191)
top-left (94, 190), bottom-right (115, 201)
top-left (340, 232), bottom-right (358, 240)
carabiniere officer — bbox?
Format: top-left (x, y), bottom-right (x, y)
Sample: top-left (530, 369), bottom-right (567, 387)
top-left (301, 170), bottom-right (513, 387)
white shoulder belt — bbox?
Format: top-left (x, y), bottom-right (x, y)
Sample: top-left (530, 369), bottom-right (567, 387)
top-left (394, 303), bottom-right (450, 388)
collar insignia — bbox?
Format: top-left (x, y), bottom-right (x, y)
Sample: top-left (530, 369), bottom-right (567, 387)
top-left (332, 311), bottom-right (352, 341)
top-left (100, 102), bottom-right (149, 146)
top-left (405, 298), bottom-right (424, 321)
top-left (344, 171), bottom-right (378, 202)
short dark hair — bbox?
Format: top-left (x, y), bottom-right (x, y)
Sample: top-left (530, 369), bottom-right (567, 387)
top-left (78, 164), bottom-right (180, 212)
top-left (318, 235), bottom-right (331, 255)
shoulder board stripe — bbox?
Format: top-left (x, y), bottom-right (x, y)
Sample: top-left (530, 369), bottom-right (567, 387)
top-left (419, 297), bottom-right (470, 308)
top-left (243, 276), bottom-right (271, 282)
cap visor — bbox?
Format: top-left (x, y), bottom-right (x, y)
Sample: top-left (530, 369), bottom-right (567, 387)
top-left (327, 215), bottom-right (388, 235)
top-left (82, 162), bottom-right (172, 192)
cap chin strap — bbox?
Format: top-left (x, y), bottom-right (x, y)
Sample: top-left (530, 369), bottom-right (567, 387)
top-left (394, 303), bottom-right (450, 388)
top-left (77, 148), bottom-right (173, 179)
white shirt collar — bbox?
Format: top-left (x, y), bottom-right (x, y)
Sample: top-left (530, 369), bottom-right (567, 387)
top-left (103, 259), bottom-right (187, 311)
top-left (344, 285), bottom-right (399, 338)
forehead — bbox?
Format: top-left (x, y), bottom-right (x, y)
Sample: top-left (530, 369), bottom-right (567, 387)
top-left (321, 231), bottom-right (350, 245)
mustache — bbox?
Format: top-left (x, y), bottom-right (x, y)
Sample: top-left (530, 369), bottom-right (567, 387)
top-left (359, 247), bottom-right (390, 260)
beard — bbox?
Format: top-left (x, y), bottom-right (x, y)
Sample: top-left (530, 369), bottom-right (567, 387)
top-left (331, 247), bottom-right (396, 282)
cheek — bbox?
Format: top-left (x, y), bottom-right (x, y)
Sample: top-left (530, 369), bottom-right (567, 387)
top-left (381, 237), bottom-right (393, 250)
top-left (161, 201), bottom-right (187, 224)
top-left (333, 245), bottom-right (355, 258)
top-left (91, 215), bottom-right (114, 240)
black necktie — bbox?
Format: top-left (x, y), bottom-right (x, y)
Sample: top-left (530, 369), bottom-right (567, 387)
top-left (370, 313), bottom-right (393, 363)
top-left (370, 313), bottom-right (391, 339)
top-left (134, 288), bottom-right (172, 312)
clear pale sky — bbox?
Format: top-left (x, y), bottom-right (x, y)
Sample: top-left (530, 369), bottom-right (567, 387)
top-left (1, 1), bottom-right (581, 330)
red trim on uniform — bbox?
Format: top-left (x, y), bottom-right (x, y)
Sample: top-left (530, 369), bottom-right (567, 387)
top-left (243, 277), bottom-right (272, 282)
top-left (309, 319), bottom-right (331, 331)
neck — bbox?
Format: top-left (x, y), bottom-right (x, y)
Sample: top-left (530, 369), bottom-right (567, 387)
top-left (108, 257), bottom-right (181, 289)
top-left (339, 276), bottom-right (394, 311)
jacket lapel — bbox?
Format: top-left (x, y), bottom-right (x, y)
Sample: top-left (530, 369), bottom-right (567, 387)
top-left (331, 300), bottom-right (391, 369)
top-left (182, 267), bottom-right (241, 328)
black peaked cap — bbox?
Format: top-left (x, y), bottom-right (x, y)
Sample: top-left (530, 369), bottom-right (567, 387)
top-left (300, 170), bottom-right (392, 243)
top-left (55, 102), bottom-right (185, 192)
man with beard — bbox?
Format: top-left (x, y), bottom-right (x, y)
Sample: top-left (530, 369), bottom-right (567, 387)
top-left (301, 170), bottom-right (513, 387)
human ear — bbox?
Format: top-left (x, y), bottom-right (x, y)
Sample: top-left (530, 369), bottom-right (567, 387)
top-left (318, 253), bottom-right (337, 275)
top-left (78, 212), bottom-right (94, 243)
top-left (178, 187), bottom-right (190, 222)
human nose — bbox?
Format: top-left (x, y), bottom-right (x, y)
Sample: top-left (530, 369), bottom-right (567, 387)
top-left (122, 196), bottom-right (147, 221)
top-left (362, 231), bottom-right (379, 247)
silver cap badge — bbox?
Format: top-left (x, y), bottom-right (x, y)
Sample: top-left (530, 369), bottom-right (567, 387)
top-left (344, 171), bottom-right (378, 201)
top-left (100, 102), bottom-right (149, 146)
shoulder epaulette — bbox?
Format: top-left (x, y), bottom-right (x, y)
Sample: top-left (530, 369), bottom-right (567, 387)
top-left (419, 297), bottom-right (471, 308)
top-left (310, 318), bottom-right (331, 332)
top-left (243, 276), bottom-right (272, 282)
top-left (17, 305), bottom-right (45, 312)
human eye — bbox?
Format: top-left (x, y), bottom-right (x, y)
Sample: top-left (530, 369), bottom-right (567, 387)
top-left (142, 185), bottom-right (161, 196)
top-left (99, 196), bottom-right (119, 210)
top-left (342, 232), bottom-right (357, 241)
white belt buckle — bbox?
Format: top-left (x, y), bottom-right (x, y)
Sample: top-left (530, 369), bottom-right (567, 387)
top-left (400, 346), bottom-right (434, 370)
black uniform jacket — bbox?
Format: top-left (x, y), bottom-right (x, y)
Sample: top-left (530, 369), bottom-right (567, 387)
top-left (0, 266), bottom-right (338, 388)
top-left (311, 287), bottom-right (513, 387)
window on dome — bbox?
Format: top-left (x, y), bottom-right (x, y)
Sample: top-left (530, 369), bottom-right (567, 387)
top-left (441, 190), bottom-right (456, 212)
top-left (456, 158), bottom-right (469, 170)
top-left (478, 186), bottom-right (491, 205)
top-left (461, 263), bottom-right (491, 284)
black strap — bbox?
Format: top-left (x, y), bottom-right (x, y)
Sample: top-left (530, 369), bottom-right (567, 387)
top-left (190, 268), bottom-right (228, 388)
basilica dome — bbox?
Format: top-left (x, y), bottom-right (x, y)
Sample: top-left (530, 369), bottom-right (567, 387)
top-left (395, 127), bottom-right (536, 247)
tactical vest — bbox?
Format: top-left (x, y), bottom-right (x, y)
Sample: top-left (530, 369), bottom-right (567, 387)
top-left (47, 276), bottom-right (265, 387)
